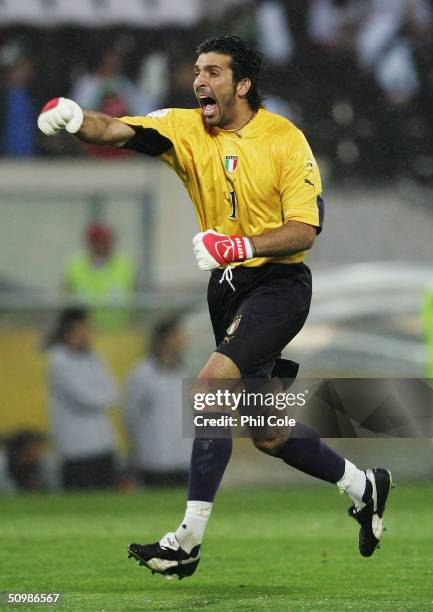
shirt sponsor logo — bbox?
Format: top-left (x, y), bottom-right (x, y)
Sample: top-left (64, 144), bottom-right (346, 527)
top-left (225, 155), bottom-right (238, 173)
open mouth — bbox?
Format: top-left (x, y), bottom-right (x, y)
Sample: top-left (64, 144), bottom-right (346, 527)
top-left (198, 95), bottom-right (218, 118)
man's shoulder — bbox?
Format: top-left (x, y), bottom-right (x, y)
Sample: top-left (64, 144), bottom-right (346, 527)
top-left (260, 108), bottom-right (304, 143)
top-left (170, 108), bottom-right (204, 131)
top-left (119, 108), bottom-right (203, 134)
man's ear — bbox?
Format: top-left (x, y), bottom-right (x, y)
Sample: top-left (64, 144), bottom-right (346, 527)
top-left (236, 78), bottom-right (252, 99)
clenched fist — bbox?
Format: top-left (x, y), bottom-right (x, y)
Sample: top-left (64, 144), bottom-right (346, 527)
top-left (192, 229), bottom-right (254, 270)
top-left (37, 97), bottom-right (84, 136)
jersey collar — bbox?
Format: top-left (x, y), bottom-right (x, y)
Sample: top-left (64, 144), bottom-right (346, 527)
top-left (208, 107), bottom-right (265, 139)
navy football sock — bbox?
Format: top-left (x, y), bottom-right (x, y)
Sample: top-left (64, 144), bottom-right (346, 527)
top-left (276, 422), bottom-right (345, 484)
top-left (188, 415), bottom-right (232, 502)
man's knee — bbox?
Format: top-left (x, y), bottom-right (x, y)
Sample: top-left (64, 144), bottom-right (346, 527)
top-left (252, 436), bottom-right (287, 456)
top-left (198, 351), bottom-right (241, 381)
top-left (190, 352), bottom-right (241, 411)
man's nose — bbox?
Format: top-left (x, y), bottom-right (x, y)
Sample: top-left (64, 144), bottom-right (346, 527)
top-left (195, 76), bottom-right (209, 89)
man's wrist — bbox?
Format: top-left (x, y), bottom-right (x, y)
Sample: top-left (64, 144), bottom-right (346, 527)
top-left (231, 235), bottom-right (254, 262)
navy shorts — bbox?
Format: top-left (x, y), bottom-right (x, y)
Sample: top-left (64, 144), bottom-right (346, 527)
top-left (207, 263), bottom-right (312, 378)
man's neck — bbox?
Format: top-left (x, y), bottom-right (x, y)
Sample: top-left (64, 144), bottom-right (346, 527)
top-left (220, 105), bottom-right (256, 132)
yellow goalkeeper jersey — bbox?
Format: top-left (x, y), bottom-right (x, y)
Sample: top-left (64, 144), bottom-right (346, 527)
top-left (120, 107), bottom-right (323, 267)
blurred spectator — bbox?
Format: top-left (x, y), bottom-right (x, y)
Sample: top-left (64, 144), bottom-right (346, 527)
top-left (163, 58), bottom-right (197, 108)
top-left (71, 48), bottom-right (144, 116)
top-left (46, 307), bottom-right (118, 490)
top-left (355, 0), bottom-right (433, 177)
top-left (255, 1), bottom-right (308, 121)
top-left (306, 0), bottom-right (369, 100)
top-left (0, 40), bottom-right (37, 157)
top-left (64, 223), bottom-right (136, 332)
top-left (257, 0), bottom-right (294, 65)
top-left (137, 51), bottom-right (169, 111)
top-left (0, 7), bottom-right (431, 181)
top-left (356, 0), bottom-right (432, 105)
top-left (124, 317), bottom-right (191, 487)
top-left (308, 0), bottom-right (367, 50)
top-left (71, 48), bottom-right (149, 157)
top-left (5, 431), bottom-right (49, 492)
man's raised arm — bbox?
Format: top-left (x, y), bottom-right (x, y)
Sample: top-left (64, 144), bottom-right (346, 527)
top-left (37, 97), bottom-right (135, 147)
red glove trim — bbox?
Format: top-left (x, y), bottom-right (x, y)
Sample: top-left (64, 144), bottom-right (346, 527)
top-left (41, 98), bottom-right (60, 113)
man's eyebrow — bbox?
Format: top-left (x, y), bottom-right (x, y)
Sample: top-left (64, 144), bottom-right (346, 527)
top-left (194, 64), bottom-right (223, 71)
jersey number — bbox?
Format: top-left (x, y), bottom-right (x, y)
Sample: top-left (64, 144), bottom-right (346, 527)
top-left (228, 191), bottom-right (238, 220)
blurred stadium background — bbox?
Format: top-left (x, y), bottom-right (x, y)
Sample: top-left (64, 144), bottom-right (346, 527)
top-left (1, 0), bottom-right (433, 493)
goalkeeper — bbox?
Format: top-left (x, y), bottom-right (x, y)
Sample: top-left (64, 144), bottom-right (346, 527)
top-left (38, 35), bottom-right (392, 580)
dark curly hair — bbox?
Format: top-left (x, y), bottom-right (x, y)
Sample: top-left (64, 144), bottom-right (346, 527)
top-left (195, 35), bottom-right (264, 111)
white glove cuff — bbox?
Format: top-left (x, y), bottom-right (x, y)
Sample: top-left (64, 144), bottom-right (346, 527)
top-left (244, 237), bottom-right (254, 260)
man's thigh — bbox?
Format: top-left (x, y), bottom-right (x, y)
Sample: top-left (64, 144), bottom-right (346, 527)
top-left (215, 274), bottom-right (311, 378)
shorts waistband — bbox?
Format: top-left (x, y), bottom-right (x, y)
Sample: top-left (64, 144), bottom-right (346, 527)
top-left (211, 262), bottom-right (308, 282)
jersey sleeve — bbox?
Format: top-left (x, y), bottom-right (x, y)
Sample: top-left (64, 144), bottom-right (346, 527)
top-left (280, 129), bottom-right (324, 234)
top-left (118, 109), bottom-right (185, 175)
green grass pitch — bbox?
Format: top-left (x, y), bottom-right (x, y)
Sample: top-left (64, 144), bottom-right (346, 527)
top-left (1, 483), bottom-right (432, 611)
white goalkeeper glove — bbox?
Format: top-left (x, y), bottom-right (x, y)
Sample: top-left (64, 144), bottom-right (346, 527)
top-left (192, 230), bottom-right (254, 270)
top-left (37, 97), bottom-right (84, 136)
